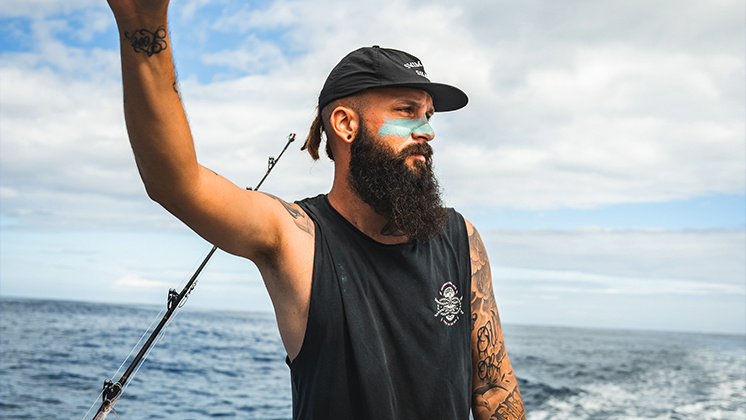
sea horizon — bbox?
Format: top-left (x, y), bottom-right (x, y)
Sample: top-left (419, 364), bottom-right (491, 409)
top-left (2, 294), bottom-right (743, 338)
top-left (2, 296), bottom-right (744, 419)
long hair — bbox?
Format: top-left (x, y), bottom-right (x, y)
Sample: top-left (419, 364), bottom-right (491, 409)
top-left (302, 95), bottom-right (369, 161)
top-left (301, 107), bottom-right (334, 161)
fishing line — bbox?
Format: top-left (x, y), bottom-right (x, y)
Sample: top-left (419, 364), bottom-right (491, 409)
top-left (81, 304), bottom-right (170, 420)
top-left (82, 389), bottom-right (105, 420)
top-left (118, 247), bottom-right (212, 398)
top-left (117, 304), bottom-right (168, 369)
top-left (86, 241), bottom-right (215, 418)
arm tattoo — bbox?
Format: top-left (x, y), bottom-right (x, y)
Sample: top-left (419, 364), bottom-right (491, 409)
top-left (470, 228), bottom-right (493, 317)
top-left (261, 193), bottom-right (313, 235)
top-left (124, 26), bottom-right (168, 57)
top-left (471, 228), bottom-right (508, 390)
top-left (476, 313), bottom-right (508, 390)
top-left (469, 225), bottom-right (525, 419)
top-left (489, 388), bottom-right (525, 420)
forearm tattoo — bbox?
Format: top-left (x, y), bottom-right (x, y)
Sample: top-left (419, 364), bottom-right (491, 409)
top-left (124, 26), bottom-right (168, 57)
top-left (490, 388), bottom-right (525, 420)
top-left (469, 226), bottom-right (525, 419)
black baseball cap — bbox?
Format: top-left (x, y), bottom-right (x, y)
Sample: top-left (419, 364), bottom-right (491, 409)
top-left (318, 46), bottom-right (468, 112)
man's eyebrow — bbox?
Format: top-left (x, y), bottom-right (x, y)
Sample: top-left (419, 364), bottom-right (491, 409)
top-left (396, 98), bottom-right (435, 116)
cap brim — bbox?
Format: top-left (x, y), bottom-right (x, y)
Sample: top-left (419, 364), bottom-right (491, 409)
top-left (377, 81), bottom-right (469, 112)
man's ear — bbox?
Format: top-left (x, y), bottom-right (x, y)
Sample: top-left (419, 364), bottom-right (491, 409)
top-left (329, 106), bottom-right (359, 144)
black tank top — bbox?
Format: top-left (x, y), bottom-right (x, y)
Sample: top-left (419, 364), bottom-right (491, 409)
top-left (289, 195), bottom-right (472, 419)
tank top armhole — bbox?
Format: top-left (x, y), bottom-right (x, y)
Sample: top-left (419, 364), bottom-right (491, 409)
top-left (287, 199), bottom-right (323, 367)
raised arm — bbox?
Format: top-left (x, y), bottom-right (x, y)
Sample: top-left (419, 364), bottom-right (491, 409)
top-left (107, 0), bottom-right (315, 359)
top-left (467, 220), bottom-right (525, 419)
top-left (106, 0), bottom-right (305, 262)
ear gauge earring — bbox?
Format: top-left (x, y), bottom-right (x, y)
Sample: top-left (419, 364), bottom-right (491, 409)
top-left (347, 134), bottom-right (352, 140)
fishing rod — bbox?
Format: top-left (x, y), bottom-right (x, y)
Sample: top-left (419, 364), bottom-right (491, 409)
top-left (89, 133), bottom-right (296, 420)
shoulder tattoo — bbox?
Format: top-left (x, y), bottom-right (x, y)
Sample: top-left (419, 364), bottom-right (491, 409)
top-left (262, 192), bottom-right (313, 236)
top-left (469, 225), bottom-right (495, 331)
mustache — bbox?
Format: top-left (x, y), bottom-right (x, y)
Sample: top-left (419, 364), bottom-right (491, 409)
top-left (398, 142), bottom-right (433, 161)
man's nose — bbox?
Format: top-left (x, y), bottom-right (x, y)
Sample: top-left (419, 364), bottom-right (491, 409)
top-left (411, 115), bottom-right (435, 142)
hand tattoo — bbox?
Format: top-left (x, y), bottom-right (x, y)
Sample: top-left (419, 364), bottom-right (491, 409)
top-left (124, 26), bottom-right (168, 57)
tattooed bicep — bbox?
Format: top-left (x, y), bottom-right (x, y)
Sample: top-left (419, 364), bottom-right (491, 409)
top-left (468, 224), bottom-right (493, 297)
top-left (260, 192), bottom-right (314, 236)
top-left (468, 222), bottom-right (497, 328)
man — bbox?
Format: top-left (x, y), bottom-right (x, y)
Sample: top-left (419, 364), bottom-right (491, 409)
top-left (107, 1), bottom-right (525, 419)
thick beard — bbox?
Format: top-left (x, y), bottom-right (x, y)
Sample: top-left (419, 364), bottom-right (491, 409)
top-left (348, 123), bottom-right (447, 242)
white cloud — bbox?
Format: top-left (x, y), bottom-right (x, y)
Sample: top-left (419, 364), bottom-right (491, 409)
top-left (113, 274), bottom-right (173, 290)
top-left (512, 47), bottom-right (740, 115)
top-left (200, 35), bottom-right (288, 74)
top-left (0, 0), bottom-right (103, 18)
top-left (0, 57), bottom-right (145, 229)
top-left (209, 0), bottom-right (302, 32)
top-left (0, 187), bottom-right (19, 199)
top-left (482, 228), bottom-right (746, 333)
top-left (493, 266), bottom-right (744, 297)
top-left (483, 229), bottom-right (746, 287)
top-left (3, 0), bottom-right (741, 333)
top-left (1, 0), bottom-right (744, 231)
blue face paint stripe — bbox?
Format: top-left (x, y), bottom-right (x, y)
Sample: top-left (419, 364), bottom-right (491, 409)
top-left (377, 116), bottom-right (435, 138)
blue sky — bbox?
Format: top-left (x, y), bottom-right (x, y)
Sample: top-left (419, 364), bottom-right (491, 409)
top-left (1, 0), bottom-right (744, 335)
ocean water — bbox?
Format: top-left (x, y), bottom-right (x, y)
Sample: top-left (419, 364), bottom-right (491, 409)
top-left (1, 297), bottom-right (744, 419)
